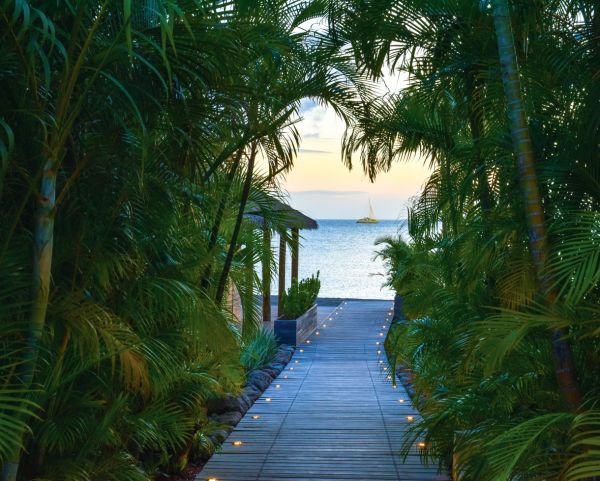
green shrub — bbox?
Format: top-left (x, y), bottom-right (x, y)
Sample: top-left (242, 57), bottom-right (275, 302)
top-left (240, 329), bottom-right (279, 372)
top-left (281, 272), bottom-right (320, 319)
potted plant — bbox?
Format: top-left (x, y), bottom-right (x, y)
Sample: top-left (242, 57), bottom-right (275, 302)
top-left (274, 272), bottom-right (320, 346)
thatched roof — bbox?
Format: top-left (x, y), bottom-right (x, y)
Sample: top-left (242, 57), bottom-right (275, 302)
top-left (245, 199), bottom-right (318, 231)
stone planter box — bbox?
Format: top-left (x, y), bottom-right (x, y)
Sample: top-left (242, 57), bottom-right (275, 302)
top-left (274, 304), bottom-right (317, 346)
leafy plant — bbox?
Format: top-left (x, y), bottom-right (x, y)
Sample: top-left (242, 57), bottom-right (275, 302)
top-left (240, 330), bottom-right (279, 372)
top-left (281, 272), bottom-right (321, 320)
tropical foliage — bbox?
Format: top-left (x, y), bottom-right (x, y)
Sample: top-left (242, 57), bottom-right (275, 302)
top-left (340, 1), bottom-right (600, 479)
top-left (281, 272), bottom-right (321, 319)
top-left (0, 1), bottom-right (363, 480)
top-left (2, 0), bottom-right (599, 480)
top-left (240, 330), bottom-right (279, 373)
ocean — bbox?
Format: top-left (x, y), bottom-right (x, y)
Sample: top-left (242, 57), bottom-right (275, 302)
top-left (273, 219), bottom-right (408, 300)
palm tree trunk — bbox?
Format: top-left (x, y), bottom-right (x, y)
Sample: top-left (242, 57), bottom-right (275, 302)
top-left (465, 71), bottom-right (492, 216)
top-left (491, 0), bottom-right (582, 412)
top-left (201, 152), bottom-right (241, 290)
top-left (215, 143), bottom-right (257, 304)
top-left (1, 160), bottom-right (57, 481)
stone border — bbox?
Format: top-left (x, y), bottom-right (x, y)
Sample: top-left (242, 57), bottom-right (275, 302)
top-left (205, 344), bottom-right (295, 446)
top-left (390, 295), bottom-right (416, 399)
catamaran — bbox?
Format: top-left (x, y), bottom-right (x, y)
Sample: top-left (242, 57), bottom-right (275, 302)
top-left (357, 199), bottom-right (379, 224)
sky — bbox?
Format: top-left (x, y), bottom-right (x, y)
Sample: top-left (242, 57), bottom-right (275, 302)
top-left (273, 99), bottom-right (431, 220)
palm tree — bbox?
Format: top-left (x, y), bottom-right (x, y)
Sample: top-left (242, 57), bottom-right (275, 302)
top-left (490, 0), bottom-right (582, 413)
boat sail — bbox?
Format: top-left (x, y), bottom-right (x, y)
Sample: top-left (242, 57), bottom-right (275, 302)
top-left (357, 199), bottom-right (379, 224)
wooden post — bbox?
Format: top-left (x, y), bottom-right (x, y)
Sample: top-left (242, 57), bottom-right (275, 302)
top-left (278, 230), bottom-right (286, 316)
top-left (262, 226), bottom-right (271, 323)
top-left (291, 228), bottom-right (299, 285)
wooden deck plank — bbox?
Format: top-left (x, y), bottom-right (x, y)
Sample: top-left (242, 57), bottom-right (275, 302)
top-left (198, 300), bottom-right (451, 481)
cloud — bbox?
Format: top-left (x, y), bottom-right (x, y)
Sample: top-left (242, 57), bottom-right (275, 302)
top-left (290, 190), bottom-right (367, 196)
top-left (299, 148), bottom-right (332, 154)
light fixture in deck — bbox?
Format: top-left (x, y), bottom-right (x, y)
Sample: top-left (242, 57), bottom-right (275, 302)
top-left (275, 384), bottom-right (281, 388)
top-left (406, 416), bottom-right (414, 422)
top-left (417, 442), bottom-right (426, 448)
top-left (398, 399), bottom-right (405, 403)
top-left (265, 397), bottom-right (272, 402)
top-left (251, 415), bottom-right (261, 420)
top-left (232, 440), bottom-right (243, 446)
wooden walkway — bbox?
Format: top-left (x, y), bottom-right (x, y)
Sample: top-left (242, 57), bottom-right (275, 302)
top-left (199, 300), bottom-right (450, 481)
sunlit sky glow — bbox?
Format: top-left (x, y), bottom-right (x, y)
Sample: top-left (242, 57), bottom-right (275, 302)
top-left (276, 99), bottom-right (431, 220)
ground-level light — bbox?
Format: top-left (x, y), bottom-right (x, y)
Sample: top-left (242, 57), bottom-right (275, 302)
top-left (251, 415), bottom-right (260, 420)
top-left (232, 440), bottom-right (243, 446)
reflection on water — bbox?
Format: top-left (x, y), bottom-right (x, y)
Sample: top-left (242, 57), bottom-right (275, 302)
top-left (272, 219), bottom-right (408, 300)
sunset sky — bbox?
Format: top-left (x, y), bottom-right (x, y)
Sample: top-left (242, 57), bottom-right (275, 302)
top-left (273, 99), bottom-right (431, 220)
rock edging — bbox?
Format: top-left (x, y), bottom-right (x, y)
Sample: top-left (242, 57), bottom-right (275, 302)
top-left (205, 344), bottom-right (295, 446)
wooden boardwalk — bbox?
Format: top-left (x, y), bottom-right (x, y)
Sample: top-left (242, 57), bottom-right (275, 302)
top-left (199, 300), bottom-right (450, 481)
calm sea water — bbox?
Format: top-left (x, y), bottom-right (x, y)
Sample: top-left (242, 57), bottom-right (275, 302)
top-left (273, 219), bottom-right (408, 300)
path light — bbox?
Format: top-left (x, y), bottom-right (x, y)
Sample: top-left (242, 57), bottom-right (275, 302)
top-left (289, 367), bottom-right (294, 371)
top-left (306, 340), bottom-right (311, 344)
top-left (379, 360), bottom-right (384, 364)
top-left (398, 399), bottom-right (405, 403)
top-left (383, 367), bottom-right (388, 371)
top-left (377, 350), bottom-right (382, 354)
top-left (417, 442), bottom-right (426, 449)
top-left (207, 478), bottom-right (218, 481)
top-left (392, 385), bottom-right (398, 389)
top-left (275, 384), bottom-right (281, 389)
top-left (323, 324), bottom-right (327, 328)
top-left (265, 397), bottom-right (272, 402)
top-left (251, 415), bottom-right (261, 420)
top-left (232, 440), bottom-right (243, 446)
top-left (376, 341), bottom-right (380, 345)
top-left (299, 349), bottom-right (304, 353)
top-left (379, 332), bottom-right (384, 337)
top-left (407, 416), bottom-right (414, 422)
top-left (387, 375), bottom-right (392, 380)
top-left (316, 331), bottom-right (320, 335)
top-left (283, 375), bottom-right (288, 379)
top-left (294, 360), bottom-right (299, 363)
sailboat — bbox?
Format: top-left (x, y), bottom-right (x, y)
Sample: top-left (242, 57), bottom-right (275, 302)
top-left (357, 199), bottom-right (379, 224)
